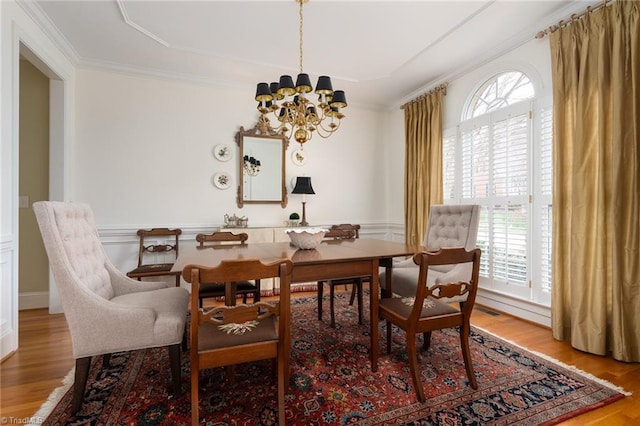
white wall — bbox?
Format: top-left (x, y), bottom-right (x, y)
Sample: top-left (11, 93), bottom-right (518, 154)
top-left (73, 69), bottom-right (388, 229)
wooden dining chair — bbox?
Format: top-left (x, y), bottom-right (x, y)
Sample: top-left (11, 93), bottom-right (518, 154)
top-left (379, 247), bottom-right (481, 402)
top-left (183, 258), bottom-right (293, 426)
top-left (317, 224), bottom-right (366, 327)
top-left (127, 228), bottom-right (182, 286)
top-left (195, 231), bottom-right (261, 307)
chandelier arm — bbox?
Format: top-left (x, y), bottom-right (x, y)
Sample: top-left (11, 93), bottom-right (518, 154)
top-left (315, 120), bottom-right (343, 138)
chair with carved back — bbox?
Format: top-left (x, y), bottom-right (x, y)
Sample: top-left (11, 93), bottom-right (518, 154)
top-left (317, 224), bottom-right (366, 327)
top-left (33, 202), bottom-right (189, 414)
top-left (195, 231), bottom-right (261, 307)
top-left (379, 247), bottom-right (481, 402)
top-left (127, 228), bottom-right (182, 286)
top-left (183, 258), bottom-right (292, 426)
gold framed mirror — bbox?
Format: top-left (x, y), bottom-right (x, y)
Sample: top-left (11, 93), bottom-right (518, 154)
top-left (236, 117), bottom-right (289, 208)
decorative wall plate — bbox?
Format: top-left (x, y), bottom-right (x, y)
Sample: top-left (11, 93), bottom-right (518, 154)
top-left (291, 149), bottom-right (306, 166)
top-left (213, 172), bottom-right (231, 189)
top-left (213, 144), bottom-right (232, 162)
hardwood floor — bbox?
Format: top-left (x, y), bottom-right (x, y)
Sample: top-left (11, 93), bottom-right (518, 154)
top-left (1, 292), bottom-right (638, 424)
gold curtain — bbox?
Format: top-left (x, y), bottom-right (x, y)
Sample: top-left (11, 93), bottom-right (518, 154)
top-left (403, 91), bottom-right (443, 246)
top-left (550, 0), bottom-right (639, 362)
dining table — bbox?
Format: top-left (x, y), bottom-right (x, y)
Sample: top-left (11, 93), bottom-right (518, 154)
top-left (171, 237), bottom-right (421, 380)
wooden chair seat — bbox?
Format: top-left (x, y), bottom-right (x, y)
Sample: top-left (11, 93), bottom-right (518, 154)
top-left (128, 263), bottom-right (174, 274)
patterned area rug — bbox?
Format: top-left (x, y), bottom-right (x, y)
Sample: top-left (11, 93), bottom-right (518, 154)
top-left (35, 294), bottom-right (628, 425)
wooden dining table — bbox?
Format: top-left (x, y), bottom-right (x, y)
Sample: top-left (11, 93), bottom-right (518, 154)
top-left (172, 238), bottom-right (420, 378)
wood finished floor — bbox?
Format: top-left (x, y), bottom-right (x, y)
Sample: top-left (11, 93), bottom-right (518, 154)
top-left (1, 291), bottom-right (638, 424)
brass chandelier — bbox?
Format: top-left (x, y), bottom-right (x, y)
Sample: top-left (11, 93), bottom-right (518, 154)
top-left (254, 0), bottom-right (347, 145)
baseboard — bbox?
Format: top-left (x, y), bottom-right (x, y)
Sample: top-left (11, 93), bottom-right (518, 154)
top-left (19, 291), bottom-right (49, 310)
top-left (476, 288), bottom-right (551, 328)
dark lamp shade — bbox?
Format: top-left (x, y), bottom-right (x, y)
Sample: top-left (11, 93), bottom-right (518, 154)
top-left (329, 90), bottom-right (347, 108)
top-left (277, 75), bottom-right (296, 96)
top-left (295, 73), bottom-right (313, 93)
top-left (315, 75), bottom-right (333, 95)
top-left (292, 176), bottom-right (315, 195)
top-left (255, 82), bottom-right (273, 102)
top-left (270, 82), bottom-right (284, 100)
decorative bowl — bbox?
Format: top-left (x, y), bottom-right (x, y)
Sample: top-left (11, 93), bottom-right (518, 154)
top-left (285, 228), bottom-right (328, 249)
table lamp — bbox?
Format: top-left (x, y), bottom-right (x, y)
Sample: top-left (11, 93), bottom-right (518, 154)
top-left (292, 176), bottom-right (315, 226)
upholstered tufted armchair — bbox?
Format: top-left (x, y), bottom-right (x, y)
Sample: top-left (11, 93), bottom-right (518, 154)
top-left (33, 201), bottom-right (190, 414)
top-left (381, 204), bottom-right (480, 300)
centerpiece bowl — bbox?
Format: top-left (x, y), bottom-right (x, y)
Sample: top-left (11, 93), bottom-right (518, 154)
top-left (285, 228), bottom-right (328, 250)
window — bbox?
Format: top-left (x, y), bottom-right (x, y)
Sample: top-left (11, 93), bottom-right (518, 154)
top-left (443, 71), bottom-right (552, 305)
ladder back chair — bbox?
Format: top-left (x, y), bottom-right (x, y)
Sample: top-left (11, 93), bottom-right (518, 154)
top-left (183, 258), bottom-right (293, 426)
top-left (317, 224), bottom-right (365, 327)
top-left (379, 247), bottom-right (481, 402)
top-left (127, 227), bottom-right (182, 286)
top-left (195, 231), bottom-right (261, 307)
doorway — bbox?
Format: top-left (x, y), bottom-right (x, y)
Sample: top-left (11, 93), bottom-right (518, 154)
top-left (18, 58), bottom-right (50, 310)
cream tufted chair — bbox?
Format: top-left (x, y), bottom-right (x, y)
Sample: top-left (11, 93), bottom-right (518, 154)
top-left (33, 201), bottom-right (190, 414)
top-left (381, 204), bottom-right (480, 300)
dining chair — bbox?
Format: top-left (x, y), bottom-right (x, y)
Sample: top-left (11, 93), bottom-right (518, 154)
top-left (381, 204), bottom-right (480, 300)
top-left (33, 201), bottom-right (189, 414)
top-left (126, 227), bottom-right (182, 286)
top-left (183, 258), bottom-right (293, 426)
top-left (195, 231), bottom-right (261, 307)
top-left (380, 247), bottom-right (481, 402)
top-left (317, 224), bottom-right (365, 327)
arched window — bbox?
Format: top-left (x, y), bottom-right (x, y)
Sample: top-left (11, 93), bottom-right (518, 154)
top-left (464, 71), bottom-right (535, 119)
top-left (443, 70), bottom-right (552, 306)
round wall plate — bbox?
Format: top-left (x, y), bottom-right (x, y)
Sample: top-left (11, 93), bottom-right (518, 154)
top-left (213, 144), bottom-right (232, 162)
top-left (291, 149), bottom-right (306, 166)
top-left (212, 172), bottom-right (231, 189)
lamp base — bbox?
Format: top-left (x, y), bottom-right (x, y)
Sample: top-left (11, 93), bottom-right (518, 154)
top-left (300, 201), bottom-right (309, 226)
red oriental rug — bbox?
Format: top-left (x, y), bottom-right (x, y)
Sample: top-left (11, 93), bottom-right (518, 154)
top-left (34, 294), bottom-right (628, 425)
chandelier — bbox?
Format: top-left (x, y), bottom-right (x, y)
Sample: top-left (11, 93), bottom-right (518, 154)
top-left (243, 155), bottom-right (261, 176)
top-left (254, 0), bottom-right (347, 145)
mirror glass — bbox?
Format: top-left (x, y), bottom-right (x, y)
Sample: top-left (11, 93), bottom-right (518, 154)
top-left (236, 120), bottom-right (288, 208)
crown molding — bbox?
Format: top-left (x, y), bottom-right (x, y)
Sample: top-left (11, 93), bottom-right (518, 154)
top-left (391, 0), bottom-right (602, 112)
top-left (77, 57), bottom-right (250, 90)
top-left (16, 0), bottom-right (80, 65)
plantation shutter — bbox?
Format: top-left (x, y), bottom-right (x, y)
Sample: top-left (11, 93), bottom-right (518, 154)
top-left (538, 106), bottom-right (553, 295)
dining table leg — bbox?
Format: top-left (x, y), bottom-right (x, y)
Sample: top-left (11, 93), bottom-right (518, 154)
top-left (370, 258), bottom-right (379, 371)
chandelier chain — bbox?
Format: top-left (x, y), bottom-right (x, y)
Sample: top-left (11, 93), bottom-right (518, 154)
top-left (299, 0), bottom-right (304, 74)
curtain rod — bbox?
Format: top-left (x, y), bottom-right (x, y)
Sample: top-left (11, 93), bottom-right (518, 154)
top-left (535, 0), bottom-right (612, 39)
top-left (400, 83), bottom-right (449, 110)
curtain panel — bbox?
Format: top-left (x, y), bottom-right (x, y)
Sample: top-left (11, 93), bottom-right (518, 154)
top-left (550, 0), bottom-right (639, 362)
top-left (403, 92), bottom-right (444, 246)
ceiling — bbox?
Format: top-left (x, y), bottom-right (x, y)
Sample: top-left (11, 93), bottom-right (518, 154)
top-left (28, 0), bottom-right (597, 109)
